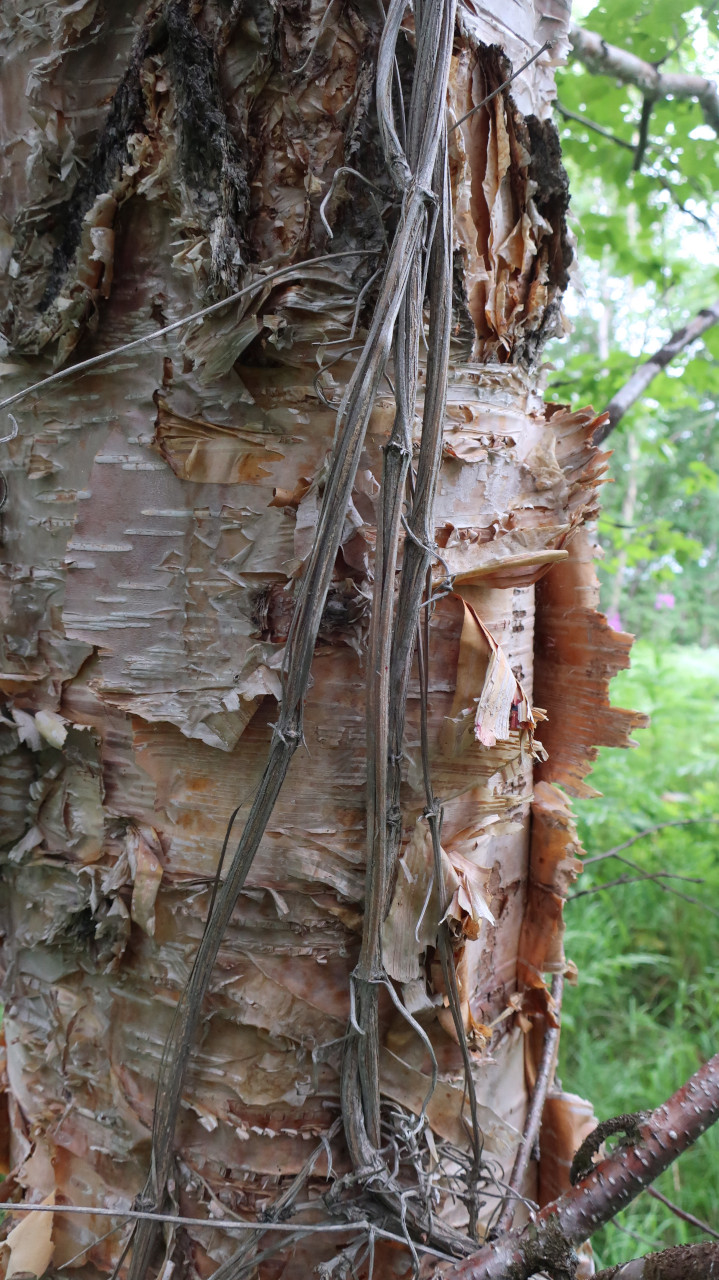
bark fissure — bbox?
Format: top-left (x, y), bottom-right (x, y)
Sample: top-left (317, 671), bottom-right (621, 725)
top-left (38, 22), bottom-right (152, 315)
top-left (164, 0), bottom-right (251, 292)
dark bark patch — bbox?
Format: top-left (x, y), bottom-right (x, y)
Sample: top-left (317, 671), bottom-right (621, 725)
top-left (525, 114), bottom-right (573, 294)
top-left (251, 580), bottom-right (368, 644)
top-left (38, 26), bottom-right (152, 312)
top-left (165, 0), bottom-right (250, 291)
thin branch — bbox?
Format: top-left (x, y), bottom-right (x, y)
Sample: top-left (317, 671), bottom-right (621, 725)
top-left (568, 25), bottom-right (719, 136)
top-left (492, 974), bottom-right (564, 1236)
top-left (611, 1216), bottom-right (662, 1252)
top-left (569, 870), bottom-right (705, 898)
top-left (646, 1185), bottom-right (719, 1241)
top-left (571, 850), bottom-right (719, 917)
top-left (594, 1241), bottom-right (719, 1278)
top-left (633, 93), bottom-right (655, 171)
top-left (555, 100), bottom-right (716, 234)
top-left (451, 41), bottom-right (552, 131)
top-left (442, 1053), bottom-right (719, 1280)
top-left (594, 298), bottom-right (719, 441)
top-left (583, 818), bottom-right (719, 866)
top-left (555, 101), bottom-right (636, 150)
top-left (612, 856), bottom-right (719, 917)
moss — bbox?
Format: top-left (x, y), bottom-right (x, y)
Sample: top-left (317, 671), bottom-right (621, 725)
top-left (509, 1214), bottom-right (579, 1280)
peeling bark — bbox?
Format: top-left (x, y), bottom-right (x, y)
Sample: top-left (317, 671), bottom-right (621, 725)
top-left (0, 2), bottom-right (642, 1276)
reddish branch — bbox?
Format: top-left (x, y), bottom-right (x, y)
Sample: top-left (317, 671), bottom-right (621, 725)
top-left (442, 1053), bottom-right (719, 1280)
top-left (593, 300), bottom-right (719, 442)
top-left (593, 1242), bottom-right (719, 1278)
top-left (646, 1185), bottom-right (719, 1241)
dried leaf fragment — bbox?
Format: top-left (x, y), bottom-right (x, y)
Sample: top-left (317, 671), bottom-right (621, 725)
top-left (126, 825), bottom-right (164, 936)
top-left (5, 1193), bottom-right (55, 1279)
top-left (381, 822), bottom-right (494, 983)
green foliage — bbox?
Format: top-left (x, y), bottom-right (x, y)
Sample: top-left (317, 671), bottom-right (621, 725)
top-left (547, 0), bottom-right (719, 645)
top-left (556, 1), bottom-right (719, 291)
top-left (546, 5), bottom-right (719, 1268)
top-left (546, 275), bottom-right (719, 643)
top-left (560, 644), bottom-right (719, 1268)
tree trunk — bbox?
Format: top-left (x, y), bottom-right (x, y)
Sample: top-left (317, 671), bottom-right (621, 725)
top-left (0, 2), bottom-right (644, 1276)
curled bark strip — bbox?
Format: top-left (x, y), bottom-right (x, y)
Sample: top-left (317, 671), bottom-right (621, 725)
top-left (493, 973), bottom-right (565, 1236)
top-left (207, 1119), bottom-right (343, 1280)
top-left (593, 1242), bottom-right (719, 1279)
top-left (442, 1053), bottom-right (719, 1280)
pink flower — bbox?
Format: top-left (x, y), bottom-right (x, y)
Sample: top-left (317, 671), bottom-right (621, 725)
top-left (654, 592), bottom-right (675, 610)
top-left (607, 610), bottom-right (623, 631)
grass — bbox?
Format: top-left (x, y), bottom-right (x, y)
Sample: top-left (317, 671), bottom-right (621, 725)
top-left (559, 641), bottom-right (719, 1269)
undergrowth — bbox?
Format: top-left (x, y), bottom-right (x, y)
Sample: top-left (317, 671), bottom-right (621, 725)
top-left (560, 640), bottom-right (719, 1269)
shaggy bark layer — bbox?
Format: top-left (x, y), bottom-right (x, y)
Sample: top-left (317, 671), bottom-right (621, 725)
top-left (593, 1242), bottom-right (719, 1279)
top-left (0, 2), bottom-right (642, 1277)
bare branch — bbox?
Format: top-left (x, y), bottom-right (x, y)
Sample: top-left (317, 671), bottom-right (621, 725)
top-left (568, 25), bottom-right (719, 136)
top-left (632, 94), bottom-right (655, 172)
top-left (584, 818), bottom-right (719, 866)
top-left (646, 1185), bottom-right (719, 1242)
top-left (593, 1241), bottom-right (719, 1278)
top-left (555, 101), bottom-right (636, 150)
top-left (442, 1053), bottom-right (719, 1280)
top-left (569, 869), bottom-right (705, 899)
top-left (594, 300), bottom-right (719, 442)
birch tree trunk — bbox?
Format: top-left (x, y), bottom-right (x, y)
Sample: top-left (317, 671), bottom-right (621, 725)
top-left (0, 2), bottom-right (644, 1276)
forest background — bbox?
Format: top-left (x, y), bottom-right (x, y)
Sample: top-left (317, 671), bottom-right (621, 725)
top-left (550, 0), bottom-right (719, 1266)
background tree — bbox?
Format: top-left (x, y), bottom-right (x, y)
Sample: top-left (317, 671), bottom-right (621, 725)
top-left (552, 0), bottom-right (719, 644)
top-left (545, 0), bottom-right (719, 1268)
